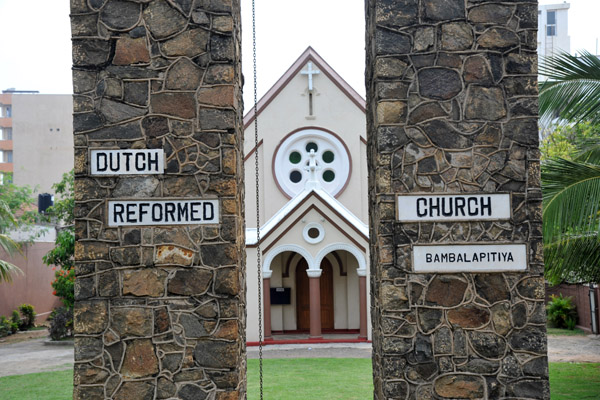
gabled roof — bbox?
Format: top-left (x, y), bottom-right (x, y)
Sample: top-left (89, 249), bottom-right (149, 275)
top-left (243, 46), bottom-right (366, 130)
top-left (246, 186), bottom-right (369, 250)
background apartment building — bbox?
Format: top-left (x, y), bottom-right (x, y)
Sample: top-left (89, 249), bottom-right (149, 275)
top-left (538, 3), bottom-right (571, 60)
top-left (0, 89), bottom-right (73, 193)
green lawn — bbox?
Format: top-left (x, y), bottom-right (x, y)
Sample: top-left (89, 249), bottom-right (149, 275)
top-left (0, 360), bottom-right (598, 399)
top-left (0, 369), bottom-right (73, 400)
top-left (247, 358), bottom-right (373, 400)
top-left (549, 363), bottom-right (600, 400)
top-left (546, 327), bottom-right (587, 336)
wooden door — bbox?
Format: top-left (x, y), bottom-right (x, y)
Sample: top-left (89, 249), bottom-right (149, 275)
top-left (295, 259), bottom-right (335, 331)
top-left (296, 260), bottom-right (310, 330)
top-left (320, 259), bottom-right (334, 330)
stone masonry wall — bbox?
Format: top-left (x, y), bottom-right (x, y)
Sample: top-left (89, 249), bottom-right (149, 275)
top-left (366, 0), bottom-right (549, 399)
top-left (70, 1), bottom-right (245, 399)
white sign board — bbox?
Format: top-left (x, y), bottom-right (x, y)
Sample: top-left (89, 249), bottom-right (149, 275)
top-left (397, 194), bottom-right (510, 222)
top-left (413, 244), bottom-right (527, 273)
top-left (91, 149), bottom-right (164, 175)
top-left (107, 199), bottom-right (219, 227)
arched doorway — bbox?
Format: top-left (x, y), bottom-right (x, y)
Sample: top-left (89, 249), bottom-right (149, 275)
top-left (295, 258), bottom-right (334, 331)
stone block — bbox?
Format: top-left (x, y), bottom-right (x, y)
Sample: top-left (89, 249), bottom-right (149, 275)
top-left (121, 339), bottom-right (159, 378)
top-left (113, 37), bottom-right (150, 66)
top-left (143, 0), bottom-right (187, 39)
top-left (122, 269), bottom-right (167, 297)
top-left (74, 300), bottom-right (108, 334)
top-left (194, 340), bottom-right (239, 368)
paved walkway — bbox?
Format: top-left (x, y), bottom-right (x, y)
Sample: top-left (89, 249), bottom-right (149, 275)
top-left (1, 335), bottom-right (599, 378)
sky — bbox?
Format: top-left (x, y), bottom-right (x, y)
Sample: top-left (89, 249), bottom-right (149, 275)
top-left (0, 0), bottom-right (598, 108)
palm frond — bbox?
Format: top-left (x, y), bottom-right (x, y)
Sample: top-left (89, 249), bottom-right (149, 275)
top-left (574, 136), bottom-right (600, 164)
top-left (542, 157), bottom-right (600, 242)
top-left (0, 259), bottom-right (22, 283)
top-left (540, 50), bottom-right (600, 124)
top-left (544, 233), bottom-right (600, 284)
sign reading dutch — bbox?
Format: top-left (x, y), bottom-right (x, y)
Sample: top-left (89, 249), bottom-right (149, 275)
top-left (90, 149), bottom-right (164, 175)
top-left (398, 193), bottom-right (524, 272)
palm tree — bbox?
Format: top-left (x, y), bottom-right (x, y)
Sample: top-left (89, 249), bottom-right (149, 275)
top-left (540, 51), bottom-right (600, 284)
top-left (539, 50), bottom-right (600, 125)
top-left (0, 200), bottom-right (22, 282)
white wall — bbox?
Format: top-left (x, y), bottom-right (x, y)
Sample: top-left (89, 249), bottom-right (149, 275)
top-left (12, 94), bottom-right (73, 194)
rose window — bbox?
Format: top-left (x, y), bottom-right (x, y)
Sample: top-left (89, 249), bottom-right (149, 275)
top-left (273, 129), bottom-right (350, 198)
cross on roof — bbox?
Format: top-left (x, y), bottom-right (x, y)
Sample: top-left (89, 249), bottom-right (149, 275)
top-left (301, 61), bottom-right (320, 91)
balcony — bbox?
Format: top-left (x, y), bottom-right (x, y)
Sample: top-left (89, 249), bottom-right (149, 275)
top-left (0, 140), bottom-right (13, 150)
top-left (0, 162), bottom-right (13, 172)
top-left (0, 117), bottom-right (11, 128)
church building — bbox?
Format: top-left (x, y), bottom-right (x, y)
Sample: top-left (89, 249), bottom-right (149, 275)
top-left (244, 47), bottom-right (370, 342)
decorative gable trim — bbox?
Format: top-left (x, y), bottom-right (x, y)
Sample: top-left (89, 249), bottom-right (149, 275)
top-left (243, 46), bottom-right (366, 130)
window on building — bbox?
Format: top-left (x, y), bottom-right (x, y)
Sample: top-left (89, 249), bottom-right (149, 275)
top-left (0, 150), bottom-right (12, 163)
top-left (547, 11), bottom-right (557, 36)
top-left (0, 128), bottom-right (12, 140)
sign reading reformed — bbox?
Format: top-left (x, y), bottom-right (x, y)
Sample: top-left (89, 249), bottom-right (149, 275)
top-left (107, 199), bottom-right (219, 227)
top-left (413, 244), bottom-right (527, 273)
top-left (397, 194), bottom-right (510, 222)
top-left (91, 149), bottom-right (164, 175)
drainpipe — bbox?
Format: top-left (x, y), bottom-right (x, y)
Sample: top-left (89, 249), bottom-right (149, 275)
top-left (590, 284), bottom-right (598, 335)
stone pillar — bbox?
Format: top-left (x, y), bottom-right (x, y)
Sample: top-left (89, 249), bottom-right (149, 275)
top-left (263, 271), bottom-right (273, 340)
top-left (358, 270), bottom-right (368, 340)
top-left (366, 0), bottom-right (549, 399)
top-left (307, 269), bottom-right (323, 338)
top-left (71, 1), bottom-right (246, 399)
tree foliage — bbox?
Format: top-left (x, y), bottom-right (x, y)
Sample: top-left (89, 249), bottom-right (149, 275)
top-left (42, 171), bottom-right (75, 307)
top-left (540, 51), bottom-right (600, 284)
top-left (539, 50), bottom-right (600, 125)
top-left (542, 136), bottom-right (600, 284)
top-left (0, 200), bottom-right (23, 282)
top-left (540, 122), bottom-right (600, 161)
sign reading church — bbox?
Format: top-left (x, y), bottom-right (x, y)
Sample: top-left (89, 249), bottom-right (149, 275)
top-left (398, 193), bottom-right (526, 272)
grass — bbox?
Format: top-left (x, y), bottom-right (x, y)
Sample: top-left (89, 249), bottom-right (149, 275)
top-left (247, 358), bottom-right (373, 400)
top-left (0, 360), bottom-right (598, 399)
top-left (549, 363), bottom-right (600, 399)
top-left (546, 327), bottom-right (587, 336)
top-left (0, 369), bottom-right (72, 400)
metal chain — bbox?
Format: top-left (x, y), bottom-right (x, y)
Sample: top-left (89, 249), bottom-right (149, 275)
top-left (251, 0), bottom-right (264, 398)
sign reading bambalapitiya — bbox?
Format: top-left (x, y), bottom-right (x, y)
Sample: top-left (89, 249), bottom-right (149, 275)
top-left (107, 199), bottom-right (219, 227)
top-left (397, 193), bottom-right (510, 222)
top-left (413, 244), bottom-right (527, 273)
top-left (90, 149), bottom-right (165, 175)
top-left (398, 193), bottom-right (525, 272)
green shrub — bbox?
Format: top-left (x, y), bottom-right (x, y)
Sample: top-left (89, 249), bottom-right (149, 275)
top-left (11, 310), bottom-right (20, 326)
top-left (18, 304), bottom-right (36, 330)
top-left (48, 307), bottom-right (73, 340)
top-left (0, 316), bottom-right (11, 337)
top-left (547, 293), bottom-right (578, 329)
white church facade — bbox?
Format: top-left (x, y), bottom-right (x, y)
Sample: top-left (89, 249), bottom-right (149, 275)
top-left (244, 47), bottom-right (371, 342)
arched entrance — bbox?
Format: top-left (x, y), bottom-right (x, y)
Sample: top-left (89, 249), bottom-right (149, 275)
top-left (295, 258), bottom-right (334, 331)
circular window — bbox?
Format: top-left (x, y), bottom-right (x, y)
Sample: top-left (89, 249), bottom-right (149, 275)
top-left (323, 170), bottom-right (335, 182)
top-left (303, 222), bottom-right (324, 244)
top-left (290, 170), bottom-right (302, 183)
top-left (273, 129), bottom-right (351, 198)
top-left (306, 142), bottom-right (318, 152)
top-left (322, 151), bottom-right (334, 163)
top-left (289, 151), bottom-right (301, 164)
